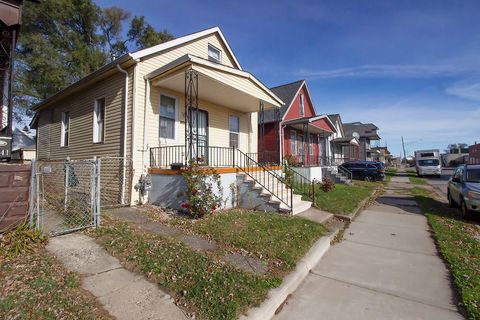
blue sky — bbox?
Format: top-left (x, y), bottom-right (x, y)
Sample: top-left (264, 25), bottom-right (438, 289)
top-left (97, 0), bottom-right (480, 156)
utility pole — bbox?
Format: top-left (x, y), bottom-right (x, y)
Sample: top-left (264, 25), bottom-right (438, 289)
top-left (401, 136), bottom-right (407, 164)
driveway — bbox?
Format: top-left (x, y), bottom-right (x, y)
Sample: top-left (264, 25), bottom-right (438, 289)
top-left (274, 175), bottom-right (463, 320)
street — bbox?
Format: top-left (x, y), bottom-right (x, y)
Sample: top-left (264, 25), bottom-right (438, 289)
top-left (422, 168), bottom-right (455, 197)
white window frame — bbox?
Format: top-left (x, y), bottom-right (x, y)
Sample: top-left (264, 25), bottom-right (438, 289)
top-left (93, 97), bottom-right (105, 143)
top-left (208, 43), bottom-right (222, 63)
top-left (290, 130), bottom-right (297, 155)
top-left (299, 93), bottom-right (305, 116)
top-left (229, 114), bottom-right (240, 149)
top-left (60, 111), bottom-right (70, 147)
top-left (159, 93), bottom-right (179, 143)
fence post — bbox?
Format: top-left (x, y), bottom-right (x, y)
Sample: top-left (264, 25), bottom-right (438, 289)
top-left (28, 160), bottom-right (36, 228)
top-left (64, 156), bottom-right (70, 213)
top-left (96, 157), bottom-right (101, 226)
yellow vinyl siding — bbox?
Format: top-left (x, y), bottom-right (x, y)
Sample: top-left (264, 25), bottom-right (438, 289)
top-left (147, 86), bottom-right (250, 151)
top-left (132, 33), bottom-right (242, 174)
top-left (36, 68), bottom-right (133, 161)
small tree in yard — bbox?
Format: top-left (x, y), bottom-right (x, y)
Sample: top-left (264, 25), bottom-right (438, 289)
top-left (181, 159), bottom-right (223, 218)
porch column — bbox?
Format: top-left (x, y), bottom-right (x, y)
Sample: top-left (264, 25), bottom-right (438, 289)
top-left (274, 107), bottom-right (280, 164)
top-left (258, 100), bottom-right (265, 163)
top-left (185, 68), bottom-right (199, 164)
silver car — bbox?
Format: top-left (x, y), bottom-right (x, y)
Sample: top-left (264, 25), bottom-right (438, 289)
top-left (447, 164), bottom-right (480, 218)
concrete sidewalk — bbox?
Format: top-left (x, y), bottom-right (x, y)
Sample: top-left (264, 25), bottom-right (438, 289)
top-left (274, 175), bottom-right (464, 320)
top-left (47, 233), bottom-right (187, 320)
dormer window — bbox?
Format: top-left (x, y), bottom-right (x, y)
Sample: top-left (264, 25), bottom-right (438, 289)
top-left (208, 44), bottom-right (221, 63)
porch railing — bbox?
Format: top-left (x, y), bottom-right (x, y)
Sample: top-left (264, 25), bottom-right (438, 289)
top-left (247, 151), bottom-right (281, 165)
top-left (287, 155), bottom-right (352, 167)
top-left (150, 145), bottom-right (236, 168)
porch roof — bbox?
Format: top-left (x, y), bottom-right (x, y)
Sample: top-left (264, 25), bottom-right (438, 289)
top-left (283, 115), bottom-right (336, 135)
top-left (146, 54), bottom-right (284, 112)
top-left (332, 137), bottom-right (360, 146)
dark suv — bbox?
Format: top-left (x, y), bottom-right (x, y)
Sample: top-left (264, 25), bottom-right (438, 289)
top-left (340, 161), bottom-right (385, 182)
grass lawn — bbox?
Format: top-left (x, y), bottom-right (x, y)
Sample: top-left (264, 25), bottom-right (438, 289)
top-left (186, 210), bottom-right (327, 269)
top-left (313, 182), bottom-right (378, 214)
top-left (0, 227), bottom-right (110, 320)
top-left (406, 170), bottom-right (428, 185)
top-left (410, 187), bottom-right (480, 320)
top-left (92, 210), bottom-right (326, 320)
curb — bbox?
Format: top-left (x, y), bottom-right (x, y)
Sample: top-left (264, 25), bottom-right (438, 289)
top-left (241, 230), bottom-right (338, 320)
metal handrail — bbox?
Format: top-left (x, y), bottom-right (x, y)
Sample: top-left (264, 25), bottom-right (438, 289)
top-left (283, 164), bottom-right (315, 203)
top-left (337, 165), bottom-right (353, 180)
top-left (235, 149), bottom-right (292, 211)
top-left (150, 145), bottom-right (236, 168)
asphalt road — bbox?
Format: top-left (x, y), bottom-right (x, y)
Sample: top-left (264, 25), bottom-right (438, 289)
top-left (423, 168), bottom-right (455, 197)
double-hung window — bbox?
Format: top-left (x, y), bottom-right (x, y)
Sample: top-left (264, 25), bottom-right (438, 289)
top-left (208, 44), bottom-right (221, 63)
top-left (61, 111), bottom-right (70, 147)
top-left (93, 98), bottom-right (105, 143)
top-left (229, 115), bottom-right (239, 148)
top-left (290, 131), bottom-right (297, 155)
top-left (299, 94), bottom-right (305, 116)
top-left (159, 95), bottom-right (176, 140)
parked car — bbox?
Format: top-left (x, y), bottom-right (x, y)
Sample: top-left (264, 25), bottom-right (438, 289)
top-left (340, 161), bottom-right (385, 182)
top-left (447, 164), bottom-right (480, 218)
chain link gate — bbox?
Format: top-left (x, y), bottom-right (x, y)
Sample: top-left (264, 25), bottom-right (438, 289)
top-left (29, 159), bottom-right (100, 236)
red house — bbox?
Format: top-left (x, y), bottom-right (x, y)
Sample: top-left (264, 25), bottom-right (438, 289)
top-left (258, 80), bottom-right (336, 166)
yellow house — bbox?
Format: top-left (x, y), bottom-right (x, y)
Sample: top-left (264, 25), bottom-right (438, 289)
top-left (30, 27), bottom-right (317, 213)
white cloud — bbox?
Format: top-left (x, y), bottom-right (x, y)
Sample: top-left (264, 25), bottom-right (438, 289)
top-left (337, 103), bottom-right (480, 156)
top-left (445, 80), bottom-right (480, 101)
top-left (296, 64), bottom-right (461, 79)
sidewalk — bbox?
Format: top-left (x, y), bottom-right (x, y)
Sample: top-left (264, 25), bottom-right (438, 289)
top-left (46, 233), bottom-right (187, 320)
top-left (274, 175), bottom-right (464, 320)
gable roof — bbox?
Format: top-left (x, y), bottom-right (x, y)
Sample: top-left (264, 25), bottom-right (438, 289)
top-left (130, 26), bottom-right (242, 70)
top-left (263, 80), bottom-right (305, 123)
top-left (343, 122), bottom-right (380, 139)
top-left (32, 26), bottom-right (241, 112)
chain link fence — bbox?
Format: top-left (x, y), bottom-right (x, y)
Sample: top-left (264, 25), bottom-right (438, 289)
top-left (30, 156), bottom-right (132, 236)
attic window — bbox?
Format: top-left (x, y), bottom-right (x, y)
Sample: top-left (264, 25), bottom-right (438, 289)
top-left (299, 94), bottom-right (305, 116)
top-left (208, 44), bottom-right (221, 63)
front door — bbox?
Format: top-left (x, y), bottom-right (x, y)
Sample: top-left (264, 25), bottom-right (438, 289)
top-left (190, 109), bottom-right (209, 162)
top-left (298, 135), bottom-right (304, 163)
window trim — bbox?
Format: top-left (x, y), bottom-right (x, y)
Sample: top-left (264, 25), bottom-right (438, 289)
top-left (208, 43), bottom-right (222, 63)
top-left (93, 97), bottom-right (106, 144)
top-left (299, 93), bottom-right (305, 116)
top-left (159, 92), bottom-right (179, 143)
top-left (229, 114), bottom-right (240, 149)
top-left (60, 111), bottom-right (70, 147)
top-left (290, 130), bottom-right (297, 155)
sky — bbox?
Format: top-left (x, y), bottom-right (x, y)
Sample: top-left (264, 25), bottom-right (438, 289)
top-left (96, 0), bottom-right (480, 156)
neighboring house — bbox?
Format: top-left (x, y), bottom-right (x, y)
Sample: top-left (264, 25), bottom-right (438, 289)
top-left (371, 146), bottom-right (392, 165)
top-left (258, 80), bottom-right (336, 166)
top-left (30, 27), bottom-right (314, 214)
top-left (343, 122), bottom-right (381, 161)
top-left (327, 114), bottom-right (360, 164)
top-left (469, 143), bottom-right (480, 165)
top-left (11, 127), bottom-right (36, 161)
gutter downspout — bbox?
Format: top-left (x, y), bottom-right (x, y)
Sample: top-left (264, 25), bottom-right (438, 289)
top-left (116, 64), bottom-right (129, 205)
top-left (142, 79), bottom-right (151, 172)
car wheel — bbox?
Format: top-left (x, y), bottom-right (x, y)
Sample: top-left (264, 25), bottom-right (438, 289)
top-left (460, 199), bottom-right (470, 219)
top-left (364, 175), bottom-right (374, 182)
top-left (447, 191), bottom-right (456, 208)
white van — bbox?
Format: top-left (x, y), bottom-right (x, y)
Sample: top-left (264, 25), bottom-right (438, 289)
top-left (415, 149), bottom-right (441, 177)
